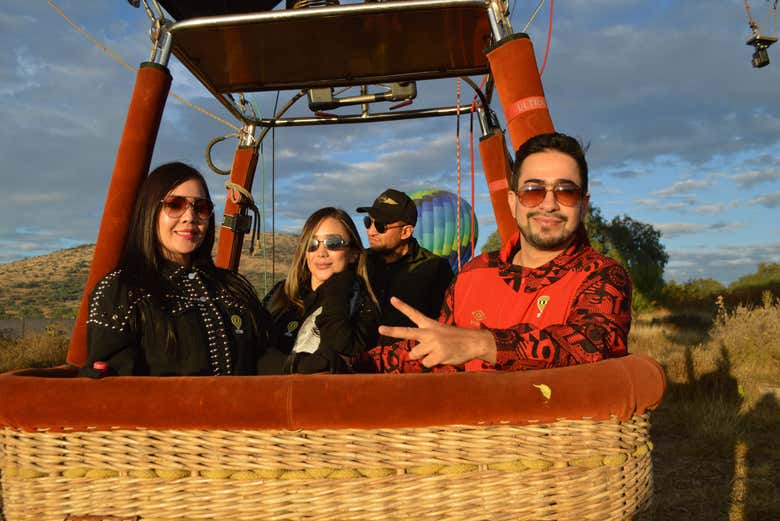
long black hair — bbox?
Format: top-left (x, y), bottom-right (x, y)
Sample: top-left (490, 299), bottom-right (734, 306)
top-left (119, 162), bottom-right (266, 355)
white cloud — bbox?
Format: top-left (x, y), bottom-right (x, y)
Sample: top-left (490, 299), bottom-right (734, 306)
top-left (731, 168), bottom-right (780, 188)
top-left (747, 190), bottom-right (780, 208)
top-left (694, 204), bottom-right (726, 214)
top-left (652, 179), bottom-right (713, 198)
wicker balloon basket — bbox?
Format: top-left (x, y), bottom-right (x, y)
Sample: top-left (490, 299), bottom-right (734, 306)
top-left (0, 355), bottom-right (665, 521)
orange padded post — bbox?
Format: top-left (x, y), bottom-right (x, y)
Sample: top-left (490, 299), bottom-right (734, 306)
top-left (67, 63), bottom-right (172, 367)
top-left (486, 34), bottom-right (555, 153)
top-left (215, 144), bottom-right (259, 271)
top-left (479, 130), bottom-right (516, 246)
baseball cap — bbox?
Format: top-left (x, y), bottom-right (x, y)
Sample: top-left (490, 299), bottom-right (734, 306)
top-left (356, 188), bottom-right (418, 225)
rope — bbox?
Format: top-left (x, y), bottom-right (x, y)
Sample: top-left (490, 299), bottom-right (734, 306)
top-left (539, 0), bottom-right (554, 76)
top-left (745, 0), bottom-right (778, 35)
top-left (522, 0), bottom-right (547, 33)
top-left (745, 0), bottom-right (760, 33)
top-left (469, 106), bottom-right (476, 259)
top-left (224, 181), bottom-right (262, 257)
top-left (47, 0), bottom-right (240, 132)
top-left (455, 79), bottom-right (462, 271)
top-left (767, 0), bottom-right (780, 37)
top-left (206, 134), bottom-right (240, 175)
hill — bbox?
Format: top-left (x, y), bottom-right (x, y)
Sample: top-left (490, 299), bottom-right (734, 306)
top-left (0, 231), bottom-right (299, 319)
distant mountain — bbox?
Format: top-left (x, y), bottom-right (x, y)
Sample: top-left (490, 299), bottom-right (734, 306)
top-left (0, 232), bottom-right (298, 319)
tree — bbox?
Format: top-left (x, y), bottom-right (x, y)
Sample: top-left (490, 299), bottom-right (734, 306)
top-left (663, 278), bottom-right (726, 309)
top-left (729, 262), bottom-right (780, 290)
top-left (586, 206), bottom-right (668, 306)
top-left (480, 230), bottom-right (502, 254)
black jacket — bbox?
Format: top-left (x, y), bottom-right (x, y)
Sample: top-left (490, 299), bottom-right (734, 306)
top-left (367, 238), bottom-right (454, 341)
top-left (261, 270), bottom-right (379, 373)
top-left (82, 262), bottom-right (272, 376)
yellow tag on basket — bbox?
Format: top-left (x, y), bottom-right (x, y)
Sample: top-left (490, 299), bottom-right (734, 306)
top-left (231, 315), bottom-right (243, 334)
top-left (533, 383), bottom-right (552, 400)
top-left (536, 295), bottom-right (550, 318)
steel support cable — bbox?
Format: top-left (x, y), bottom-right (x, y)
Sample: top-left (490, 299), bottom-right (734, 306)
top-left (463, 75), bottom-right (487, 260)
top-left (271, 91), bottom-right (280, 284)
top-left (47, 0), bottom-right (240, 132)
top-left (254, 100), bottom-right (269, 294)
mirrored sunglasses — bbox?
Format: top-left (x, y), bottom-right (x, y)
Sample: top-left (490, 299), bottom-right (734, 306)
top-left (307, 235), bottom-right (351, 252)
top-left (517, 183), bottom-right (582, 208)
top-left (160, 196), bottom-right (215, 219)
top-left (363, 216), bottom-right (405, 234)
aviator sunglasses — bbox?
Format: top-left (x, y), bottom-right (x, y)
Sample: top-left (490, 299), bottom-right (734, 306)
top-left (160, 196), bottom-right (215, 220)
top-left (363, 216), bottom-right (405, 234)
top-left (307, 235), bottom-right (351, 252)
top-left (516, 182), bottom-right (583, 208)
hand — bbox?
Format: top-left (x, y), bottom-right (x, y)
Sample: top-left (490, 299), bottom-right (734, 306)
top-left (378, 297), bottom-right (497, 367)
top-left (318, 270), bottom-right (357, 295)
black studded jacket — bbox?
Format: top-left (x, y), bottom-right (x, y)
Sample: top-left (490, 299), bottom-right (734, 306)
top-left (82, 261), bottom-right (272, 376)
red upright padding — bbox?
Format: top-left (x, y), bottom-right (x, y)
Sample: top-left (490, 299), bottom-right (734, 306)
top-left (486, 34), bottom-right (555, 153)
top-left (479, 130), bottom-right (516, 246)
top-left (215, 144), bottom-right (259, 271)
top-left (67, 63), bottom-right (172, 367)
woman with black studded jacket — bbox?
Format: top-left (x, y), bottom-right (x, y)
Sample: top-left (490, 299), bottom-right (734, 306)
top-left (81, 163), bottom-right (273, 377)
top-left (260, 207), bottom-right (380, 374)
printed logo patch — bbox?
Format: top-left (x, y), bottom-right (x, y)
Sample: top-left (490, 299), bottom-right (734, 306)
top-left (231, 315), bottom-right (244, 334)
top-left (286, 321), bottom-right (299, 336)
top-left (536, 296), bottom-right (550, 318)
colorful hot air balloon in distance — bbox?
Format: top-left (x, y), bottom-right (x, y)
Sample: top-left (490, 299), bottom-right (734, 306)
top-left (408, 189), bottom-right (478, 273)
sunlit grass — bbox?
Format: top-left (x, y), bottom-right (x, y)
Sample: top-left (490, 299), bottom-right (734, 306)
top-left (0, 331), bottom-right (68, 373)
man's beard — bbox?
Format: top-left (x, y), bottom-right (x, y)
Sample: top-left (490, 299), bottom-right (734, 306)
top-left (519, 211), bottom-right (574, 250)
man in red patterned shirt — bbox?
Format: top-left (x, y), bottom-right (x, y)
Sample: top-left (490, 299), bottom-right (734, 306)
top-left (368, 132), bottom-right (631, 372)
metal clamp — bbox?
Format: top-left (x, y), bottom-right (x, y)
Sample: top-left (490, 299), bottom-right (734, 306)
top-left (221, 213), bottom-right (252, 234)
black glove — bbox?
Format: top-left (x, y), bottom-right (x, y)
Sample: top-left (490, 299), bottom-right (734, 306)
top-left (287, 352), bottom-right (331, 374)
top-left (316, 270), bottom-right (359, 317)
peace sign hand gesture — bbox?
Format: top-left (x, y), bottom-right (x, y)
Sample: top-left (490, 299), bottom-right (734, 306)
top-left (378, 297), bottom-right (497, 368)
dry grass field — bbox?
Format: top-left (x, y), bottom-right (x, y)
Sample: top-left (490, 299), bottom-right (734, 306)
top-left (632, 295), bottom-right (779, 520)
top-left (0, 240), bottom-right (778, 519)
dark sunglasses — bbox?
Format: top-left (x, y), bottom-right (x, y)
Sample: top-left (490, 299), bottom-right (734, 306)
top-left (160, 196), bottom-right (215, 219)
top-left (363, 216), bottom-right (405, 234)
top-left (307, 235), bottom-right (351, 252)
top-left (517, 182), bottom-right (583, 208)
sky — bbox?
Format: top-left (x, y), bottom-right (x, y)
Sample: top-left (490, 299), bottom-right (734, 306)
top-left (1, 0), bottom-right (779, 285)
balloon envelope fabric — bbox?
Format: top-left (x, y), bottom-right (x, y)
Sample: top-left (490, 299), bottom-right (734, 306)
top-left (408, 190), bottom-right (478, 273)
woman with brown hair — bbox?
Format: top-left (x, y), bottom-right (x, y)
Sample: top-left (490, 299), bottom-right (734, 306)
top-left (82, 162), bottom-right (274, 376)
top-left (262, 207), bottom-right (379, 373)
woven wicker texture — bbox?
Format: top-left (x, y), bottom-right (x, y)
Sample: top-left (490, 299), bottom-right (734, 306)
top-left (0, 414), bottom-right (652, 520)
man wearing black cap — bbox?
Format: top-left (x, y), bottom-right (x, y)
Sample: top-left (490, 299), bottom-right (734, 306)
top-left (357, 189), bottom-right (454, 338)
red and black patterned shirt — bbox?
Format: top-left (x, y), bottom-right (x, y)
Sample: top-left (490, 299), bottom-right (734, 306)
top-left (367, 229), bottom-right (631, 372)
